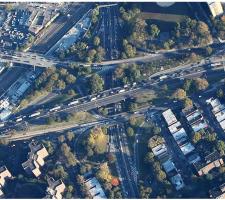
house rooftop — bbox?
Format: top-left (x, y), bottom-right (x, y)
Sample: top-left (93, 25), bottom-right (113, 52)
top-left (22, 141), bottom-right (49, 177)
top-left (209, 182), bottom-right (225, 199)
top-left (180, 142), bottom-right (195, 155)
top-left (162, 109), bottom-right (177, 126)
top-left (170, 173), bottom-right (184, 191)
top-left (194, 151), bottom-right (224, 176)
top-left (46, 177), bottom-right (66, 199)
top-left (84, 177), bottom-right (106, 199)
top-left (0, 166), bottom-right (12, 198)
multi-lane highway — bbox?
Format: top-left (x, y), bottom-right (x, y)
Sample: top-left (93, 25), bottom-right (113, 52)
top-left (109, 125), bottom-right (139, 198)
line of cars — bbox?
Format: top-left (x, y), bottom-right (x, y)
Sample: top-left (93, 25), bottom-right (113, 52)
top-left (0, 82), bottom-right (139, 127)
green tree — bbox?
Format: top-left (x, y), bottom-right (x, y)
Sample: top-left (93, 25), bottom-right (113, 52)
top-left (87, 127), bottom-right (108, 154)
top-left (57, 80), bottom-right (66, 90)
top-left (193, 78), bottom-right (209, 91)
top-left (149, 24), bottom-right (160, 39)
top-left (205, 46), bottom-right (213, 56)
top-left (67, 185), bottom-right (74, 193)
top-left (127, 127), bottom-right (134, 137)
top-left (172, 88), bottom-right (186, 100)
top-left (183, 97), bottom-right (193, 108)
top-left (89, 74), bottom-right (104, 94)
top-left (128, 102), bottom-right (138, 112)
top-left (67, 89), bottom-right (76, 96)
top-left (53, 166), bottom-right (68, 180)
top-left (192, 132), bottom-right (202, 143)
top-left (140, 184), bottom-right (152, 199)
top-left (66, 74), bottom-right (76, 84)
top-left (58, 135), bottom-right (65, 143)
top-left (66, 131), bottom-right (75, 142)
top-left (183, 79), bottom-right (193, 92)
top-left (216, 140), bottom-right (225, 155)
top-left (96, 162), bottom-right (112, 183)
top-left (59, 68), bottom-right (68, 76)
top-left (144, 152), bottom-right (154, 164)
top-left (217, 88), bottom-right (224, 99)
top-left (93, 36), bottom-right (101, 46)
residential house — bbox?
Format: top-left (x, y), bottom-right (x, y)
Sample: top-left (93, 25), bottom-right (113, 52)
top-left (45, 177), bottom-right (66, 199)
top-left (22, 141), bottom-right (49, 177)
top-left (209, 183), bottom-right (225, 199)
top-left (194, 151), bottom-right (224, 176)
top-left (84, 177), bottom-right (106, 199)
top-left (0, 166), bottom-right (12, 197)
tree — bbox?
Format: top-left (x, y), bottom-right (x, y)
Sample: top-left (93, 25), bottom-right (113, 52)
top-left (89, 74), bottom-right (104, 94)
top-left (0, 138), bottom-right (9, 145)
top-left (217, 88), bottom-right (224, 99)
top-left (111, 177), bottom-right (120, 187)
top-left (190, 52), bottom-right (198, 62)
top-left (67, 89), bottom-right (76, 96)
top-left (144, 152), bottom-right (154, 164)
top-left (93, 36), bottom-right (101, 46)
top-left (67, 185), bottom-right (74, 193)
top-left (149, 24), bottom-right (160, 39)
top-left (87, 49), bottom-right (97, 62)
top-left (162, 84), bottom-right (168, 92)
top-left (59, 68), bottom-right (68, 76)
top-left (76, 174), bottom-right (85, 185)
top-left (96, 162), bottom-right (112, 183)
top-left (205, 46), bottom-right (213, 56)
top-left (60, 143), bottom-right (77, 166)
top-left (127, 127), bottom-right (134, 137)
top-left (206, 132), bottom-right (217, 142)
top-left (43, 140), bottom-right (54, 155)
top-left (53, 166), bottom-right (68, 180)
top-left (66, 131), bottom-right (75, 142)
top-left (124, 44), bottom-right (136, 58)
top-left (4, 3), bottom-right (13, 11)
top-left (194, 78), bottom-right (209, 91)
top-left (183, 97), bottom-right (193, 108)
top-left (66, 74), bottom-right (76, 84)
top-left (95, 46), bottom-right (105, 62)
top-left (183, 79), bottom-right (193, 92)
top-left (99, 107), bottom-right (108, 116)
top-left (140, 184), bottom-right (152, 199)
top-left (87, 127), bottom-right (108, 155)
top-left (128, 102), bottom-right (138, 112)
top-left (156, 169), bottom-right (167, 182)
top-left (172, 88), bottom-right (186, 100)
top-left (216, 140), bottom-right (225, 156)
top-left (57, 80), bottom-right (66, 90)
top-left (192, 132), bottom-right (202, 143)
top-left (148, 135), bottom-right (165, 149)
top-left (107, 153), bottom-right (116, 163)
top-left (58, 135), bottom-right (65, 143)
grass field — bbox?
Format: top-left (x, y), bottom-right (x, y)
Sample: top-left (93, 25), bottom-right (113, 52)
top-left (140, 12), bottom-right (186, 23)
top-left (134, 90), bottom-right (157, 105)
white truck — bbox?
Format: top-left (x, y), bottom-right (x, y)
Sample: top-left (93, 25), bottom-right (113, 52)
top-left (29, 111), bottom-right (41, 118)
top-left (210, 62), bottom-right (222, 67)
top-left (0, 123), bottom-right (4, 127)
top-left (118, 89), bottom-right (125, 93)
top-left (68, 100), bottom-right (79, 106)
top-left (16, 117), bottom-right (23, 122)
top-left (159, 75), bottom-right (168, 81)
top-left (49, 106), bottom-right (61, 112)
top-left (132, 82), bottom-right (137, 87)
top-left (90, 97), bottom-right (97, 101)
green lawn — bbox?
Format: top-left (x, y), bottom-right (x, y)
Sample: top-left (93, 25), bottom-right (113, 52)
top-left (141, 12), bottom-right (186, 23)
